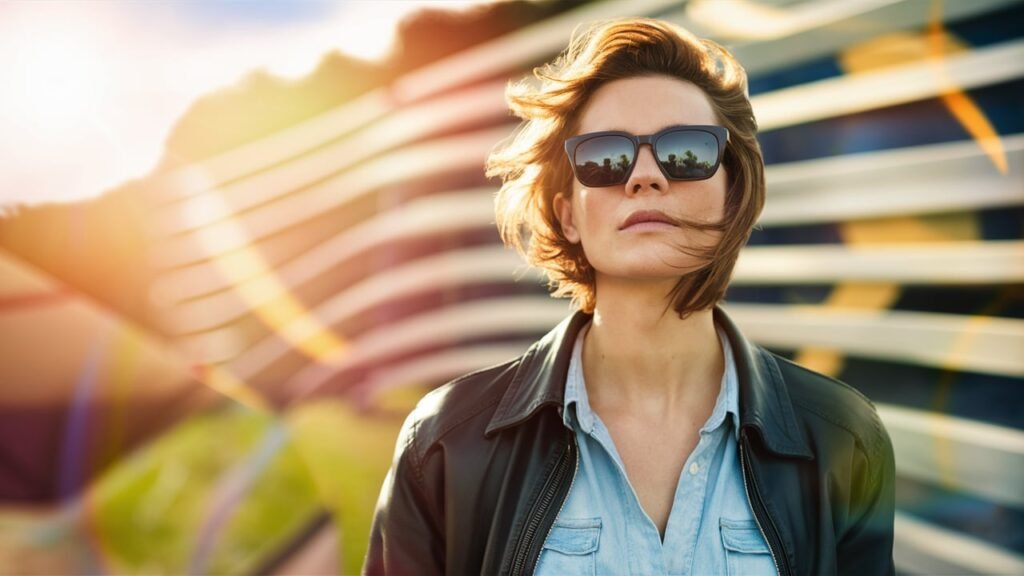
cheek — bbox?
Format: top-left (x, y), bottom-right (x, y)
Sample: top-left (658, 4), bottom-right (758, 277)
top-left (715, 167), bottom-right (731, 214)
top-left (694, 174), bottom-right (728, 220)
top-left (574, 190), bottom-right (598, 229)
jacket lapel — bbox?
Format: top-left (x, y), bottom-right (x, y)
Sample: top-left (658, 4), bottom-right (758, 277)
top-left (486, 305), bottom-right (814, 460)
top-left (484, 310), bottom-right (592, 437)
top-left (714, 307), bottom-right (814, 460)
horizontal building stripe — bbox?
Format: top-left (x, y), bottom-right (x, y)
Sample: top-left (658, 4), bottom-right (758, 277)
top-left (880, 403), bottom-right (1024, 507)
top-left (734, 240), bottom-right (1024, 284)
top-left (152, 126), bottom-right (508, 269)
top-left (753, 37), bottom-right (1024, 131)
top-left (175, 246), bottom-right (541, 360)
top-left (762, 134), bottom-right (1024, 225)
top-left (155, 80), bottom-right (509, 234)
top-left (729, 0), bottom-right (1021, 78)
top-left (894, 511), bottom-right (1024, 575)
top-left (153, 90), bottom-right (392, 204)
top-left (287, 296), bottom-right (570, 400)
top-left (150, 189), bottom-right (496, 306)
top-left (328, 342), bottom-right (539, 409)
top-left (726, 303), bottom-right (1024, 377)
top-left (827, 351), bottom-right (1024, 432)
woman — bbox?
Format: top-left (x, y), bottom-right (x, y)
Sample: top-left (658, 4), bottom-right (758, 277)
top-left (365, 17), bottom-right (895, 576)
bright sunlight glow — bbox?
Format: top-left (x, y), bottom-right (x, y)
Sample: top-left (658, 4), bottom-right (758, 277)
top-left (0, 1), bottom-right (497, 209)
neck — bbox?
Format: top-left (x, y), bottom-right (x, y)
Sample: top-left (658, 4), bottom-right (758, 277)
top-left (581, 276), bottom-right (724, 418)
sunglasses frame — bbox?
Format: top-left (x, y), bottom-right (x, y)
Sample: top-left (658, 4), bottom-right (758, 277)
top-left (564, 124), bottom-right (729, 187)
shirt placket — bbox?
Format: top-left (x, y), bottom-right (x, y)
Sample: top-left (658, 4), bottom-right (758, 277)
top-left (662, 428), bottom-right (722, 575)
top-left (585, 416), bottom-right (667, 575)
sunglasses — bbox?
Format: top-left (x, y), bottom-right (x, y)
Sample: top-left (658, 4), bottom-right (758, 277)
top-left (564, 124), bottom-right (729, 188)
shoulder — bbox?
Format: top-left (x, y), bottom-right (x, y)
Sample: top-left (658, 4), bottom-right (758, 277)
top-left (767, 350), bottom-right (892, 462)
top-left (394, 354), bottom-right (524, 463)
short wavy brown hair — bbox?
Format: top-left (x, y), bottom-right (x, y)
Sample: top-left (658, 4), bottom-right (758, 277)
top-left (486, 17), bottom-right (765, 318)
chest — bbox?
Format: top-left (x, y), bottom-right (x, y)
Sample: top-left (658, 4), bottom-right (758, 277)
top-left (601, 416), bottom-right (703, 537)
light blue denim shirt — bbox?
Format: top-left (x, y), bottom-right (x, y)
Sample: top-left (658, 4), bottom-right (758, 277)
top-left (536, 319), bottom-right (777, 576)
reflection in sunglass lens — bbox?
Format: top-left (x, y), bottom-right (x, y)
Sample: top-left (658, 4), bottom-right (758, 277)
top-left (656, 130), bottom-right (719, 180)
top-left (573, 135), bottom-right (634, 187)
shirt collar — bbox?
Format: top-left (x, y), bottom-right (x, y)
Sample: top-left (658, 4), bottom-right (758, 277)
top-left (563, 319), bottom-right (741, 440)
top-left (485, 306), bottom-right (813, 460)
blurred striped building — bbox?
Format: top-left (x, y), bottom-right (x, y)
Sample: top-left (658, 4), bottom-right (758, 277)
top-left (0, 0), bottom-right (1021, 573)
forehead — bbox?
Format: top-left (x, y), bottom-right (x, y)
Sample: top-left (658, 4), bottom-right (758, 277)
top-left (576, 75), bottom-right (718, 135)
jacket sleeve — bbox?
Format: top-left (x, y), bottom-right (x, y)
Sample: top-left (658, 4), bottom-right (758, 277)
top-left (363, 411), bottom-right (445, 576)
top-left (837, 414), bottom-right (896, 576)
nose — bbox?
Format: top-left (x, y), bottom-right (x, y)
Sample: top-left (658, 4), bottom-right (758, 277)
top-left (624, 143), bottom-right (668, 195)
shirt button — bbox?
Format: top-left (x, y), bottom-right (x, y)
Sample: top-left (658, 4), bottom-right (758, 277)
top-left (689, 462), bottom-right (700, 475)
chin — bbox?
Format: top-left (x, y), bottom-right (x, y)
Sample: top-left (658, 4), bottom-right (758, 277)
top-left (596, 258), bottom-right (705, 281)
top-left (615, 248), bottom-right (706, 273)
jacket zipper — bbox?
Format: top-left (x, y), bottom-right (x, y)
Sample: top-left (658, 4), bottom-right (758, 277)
top-left (739, 430), bottom-right (789, 576)
top-left (510, 430), bottom-right (578, 576)
top-left (531, 433), bottom-right (579, 576)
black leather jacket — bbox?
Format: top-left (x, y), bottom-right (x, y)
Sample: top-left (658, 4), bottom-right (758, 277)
top-left (364, 306), bottom-right (895, 575)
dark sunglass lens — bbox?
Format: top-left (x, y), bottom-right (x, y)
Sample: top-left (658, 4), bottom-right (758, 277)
top-left (656, 130), bottom-right (719, 180)
top-left (574, 135), bottom-right (634, 187)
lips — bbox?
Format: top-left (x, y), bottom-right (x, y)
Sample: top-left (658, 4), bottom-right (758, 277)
top-left (620, 209), bottom-right (676, 230)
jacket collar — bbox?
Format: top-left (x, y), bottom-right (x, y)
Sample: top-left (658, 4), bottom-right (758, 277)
top-left (484, 305), bottom-right (813, 460)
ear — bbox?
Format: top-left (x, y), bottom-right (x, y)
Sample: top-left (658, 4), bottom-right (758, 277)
top-left (553, 192), bottom-right (580, 244)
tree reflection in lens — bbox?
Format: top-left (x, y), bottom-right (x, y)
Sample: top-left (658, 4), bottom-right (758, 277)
top-left (657, 131), bottom-right (716, 179)
top-left (575, 135), bottom-right (634, 186)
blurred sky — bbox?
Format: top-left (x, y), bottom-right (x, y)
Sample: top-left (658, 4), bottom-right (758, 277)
top-left (0, 0), bottom-right (496, 210)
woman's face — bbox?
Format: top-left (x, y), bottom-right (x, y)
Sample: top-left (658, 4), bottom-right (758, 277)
top-left (554, 75), bottom-right (727, 284)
